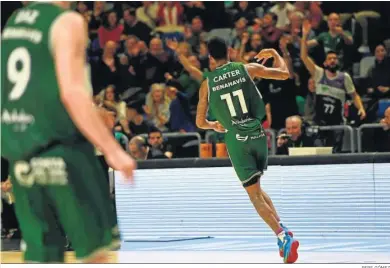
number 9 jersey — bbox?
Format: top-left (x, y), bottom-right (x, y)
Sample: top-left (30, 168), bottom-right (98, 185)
top-left (1, 3), bottom-right (84, 162)
top-left (207, 62), bottom-right (266, 134)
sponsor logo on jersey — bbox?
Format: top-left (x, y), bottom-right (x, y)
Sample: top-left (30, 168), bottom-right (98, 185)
top-left (1, 109), bottom-right (35, 132)
top-left (250, 131), bottom-right (266, 140)
top-left (14, 157), bottom-right (68, 187)
top-left (236, 134), bottom-right (248, 142)
top-left (231, 118), bottom-right (254, 126)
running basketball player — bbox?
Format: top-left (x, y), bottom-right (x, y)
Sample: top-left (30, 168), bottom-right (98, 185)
top-left (196, 37), bottom-right (299, 263)
top-left (1, 2), bottom-right (136, 263)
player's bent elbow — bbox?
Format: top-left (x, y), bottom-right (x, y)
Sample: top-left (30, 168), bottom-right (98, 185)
top-left (196, 119), bottom-right (206, 129)
top-left (281, 72), bottom-right (290, 80)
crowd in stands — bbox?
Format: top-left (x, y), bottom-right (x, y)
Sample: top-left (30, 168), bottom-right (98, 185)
top-left (3, 1), bottom-right (390, 158)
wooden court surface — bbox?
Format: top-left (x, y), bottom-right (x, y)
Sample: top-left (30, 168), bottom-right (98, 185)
top-left (1, 251), bottom-right (118, 263)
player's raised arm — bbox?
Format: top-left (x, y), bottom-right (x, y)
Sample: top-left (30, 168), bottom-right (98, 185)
top-left (300, 20), bottom-right (317, 76)
top-left (52, 12), bottom-right (135, 180)
top-left (195, 80), bottom-right (225, 133)
top-left (245, 48), bottom-right (290, 80)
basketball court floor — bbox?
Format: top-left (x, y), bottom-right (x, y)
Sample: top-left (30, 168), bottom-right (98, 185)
top-left (2, 236), bottom-right (389, 263)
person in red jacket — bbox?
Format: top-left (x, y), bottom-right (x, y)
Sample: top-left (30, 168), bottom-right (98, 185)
top-left (98, 10), bottom-right (124, 48)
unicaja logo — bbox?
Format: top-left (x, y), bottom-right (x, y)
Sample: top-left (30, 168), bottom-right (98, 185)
top-left (236, 134), bottom-right (248, 142)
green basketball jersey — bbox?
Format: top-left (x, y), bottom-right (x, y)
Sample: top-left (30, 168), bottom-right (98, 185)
top-left (1, 3), bottom-right (84, 161)
top-left (207, 62), bottom-right (266, 134)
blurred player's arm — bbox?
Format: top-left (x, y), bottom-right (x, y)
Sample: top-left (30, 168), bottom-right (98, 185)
top-left (52, 13), bottom-right (126, 156)
top-left (245, 49), bottom-right (290, 80)
top-left (301, 20), bottom-right (317, 77)
top-left (196, 80), bottom-right (225, 133)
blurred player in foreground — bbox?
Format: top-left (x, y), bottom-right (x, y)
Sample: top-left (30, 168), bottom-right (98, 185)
top-left (1, 1), bottom-right (136, 263)
top-left (196, 37), bottom-right (299, 263)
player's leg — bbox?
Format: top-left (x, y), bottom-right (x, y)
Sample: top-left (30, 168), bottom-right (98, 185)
top-left (43, 142), bottom-right (120, 263)
top-left (244, 178), bottom-right (281, 233)
top-left (9, 165), bottom-right (67, 263)
top-left (251, 133), bottom-right (299, 263)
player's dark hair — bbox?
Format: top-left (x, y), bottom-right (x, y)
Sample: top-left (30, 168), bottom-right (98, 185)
top-left (207, 37), bottom-right (228, 60)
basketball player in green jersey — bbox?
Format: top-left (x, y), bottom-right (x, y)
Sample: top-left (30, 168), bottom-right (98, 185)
top-left (1, 2), bottom-right (136, 263)
top-left (196, 38), bottom-right (299, 263)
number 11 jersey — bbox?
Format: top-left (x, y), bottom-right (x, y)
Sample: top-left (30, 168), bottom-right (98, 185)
top-left (207, 62), bottom-right (266, 134)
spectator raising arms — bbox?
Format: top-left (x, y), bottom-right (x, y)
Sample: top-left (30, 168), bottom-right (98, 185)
top-left (165, 80), bottom-right (196, 133)
top-left (307, 12), bottom-right (353, 71)
top-left (143, 83), bottom-right (171, 132)
top-left (97, 10), bottom-right (124, 48)
top-left (301, 20), bottom-right (365, 152)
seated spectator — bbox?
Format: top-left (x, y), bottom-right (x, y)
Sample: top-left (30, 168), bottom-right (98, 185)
top-left (367, 44), bottom-right (390, 99)
top-left (276, 116), bottom-right (322, 155)
top-left (127, 107), bottom-right (152, 136)
top-left (233, 1), bottom-right (255, 25)
top-left (143, 83), bottom-right (171, 132)
top-left (307, 13), bottom-right (354, 71)
top-left (363, 107), bottom-right (390, 152)
top-left (259, 12), bottom-right (283, 50)
top-left (97, 10), bottom-right (124, 48)
top-left (303, 78), bottom-right (317, 125)
top-left (136, 1), bottom-right (159, 29)
top-left (231, 17), bottom-right (249, 50)
top-left (148, 127), bottom-right (174, 158)
top-left (122, 8), bottom-right (152, 44)
top-left (186, 16), bottom-right (206, 54)
top-left (157, 2), bottom-right (184, 27)
top-left (91, 41), bottom-right (122, 94)
top-left (128, 136), bottom-right (168, 160)
top-left (269, 1), bottom-right (296, 31)
top-left (89, 1), bottom-right (105, 39)
top-left (97, 85), bottom-right (131, 136)
top-left (166, 80), bottom-right (196, 133)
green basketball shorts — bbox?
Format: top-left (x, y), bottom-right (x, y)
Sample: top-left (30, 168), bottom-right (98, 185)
top-left (225, 129), bottom-right (268, 187)
top-left (9, 141), bottom-right (120, 263)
